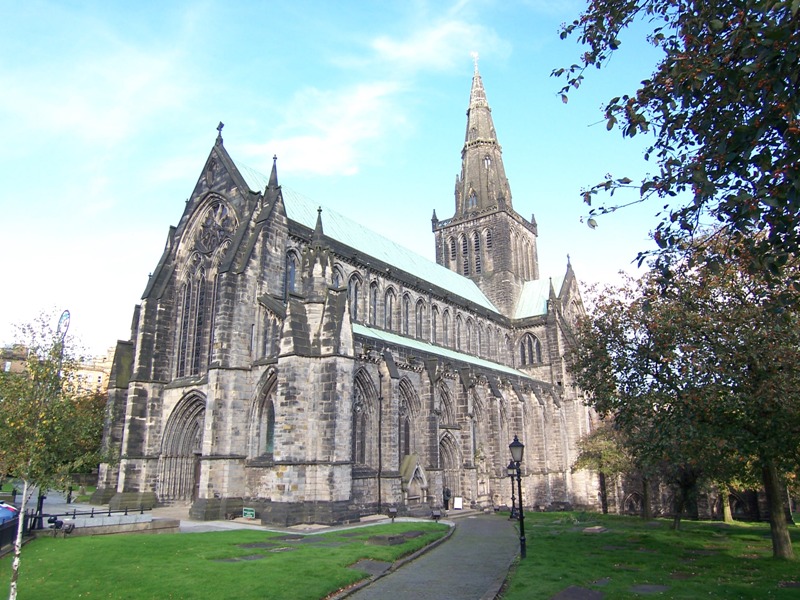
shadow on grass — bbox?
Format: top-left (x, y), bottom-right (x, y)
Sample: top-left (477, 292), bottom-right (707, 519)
top-left (500, 512), bottom-right (800, 600)
top-left (0, 521), bottom-right (450, 600)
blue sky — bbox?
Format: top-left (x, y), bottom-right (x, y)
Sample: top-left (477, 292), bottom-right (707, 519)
top-left (1, 0), bottom-right (664, 355)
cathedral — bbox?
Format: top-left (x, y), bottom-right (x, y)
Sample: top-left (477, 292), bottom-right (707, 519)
top-left (93, 64), bottom-right (600, 525)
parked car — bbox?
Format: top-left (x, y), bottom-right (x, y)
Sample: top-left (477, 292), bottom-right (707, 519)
top-left (0, 501), bottom-right (19, 522)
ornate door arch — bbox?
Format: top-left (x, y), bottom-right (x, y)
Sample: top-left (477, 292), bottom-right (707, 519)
top-left (158, 393), bottom-right (206, 503)
top-left (439, 431), bottom-right (461, 500)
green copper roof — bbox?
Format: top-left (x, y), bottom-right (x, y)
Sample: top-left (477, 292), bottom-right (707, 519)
top-left (353, 323), bottom-right (531, 379)
top-left (235, 158), bottom-right (499, 313)
top-left (514, 277), bottom-right (563, 319)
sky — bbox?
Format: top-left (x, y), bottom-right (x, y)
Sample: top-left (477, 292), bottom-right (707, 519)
top-left (1, 0), bottom-right (666, 357)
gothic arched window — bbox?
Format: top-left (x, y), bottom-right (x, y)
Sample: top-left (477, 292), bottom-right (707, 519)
top-left (415, 300), bottom-right (425, 339)
top-left (348, 276), bottom-right (361, 321)
top-left (486, 228), bottom-right (493, 249)
top-left (519, 333), bottom-right (543, 366)
top-left (443, 310), bottom-right (450, 346)
top-left (191, 273), bottom-right (206, 375)
top-left (449, 238), bottom-right (456, 263)
top-left (467, 188), bottom-right (477, 209)
top-left (369, 282), bottom-right (378, 326)
top-left (431, 306), bottom-right (438, 344)
top-left (332, 266), bottom-right (344, 288)
top-left (286, 252), bottom-right (299, 296)
top-left (177, 280), bottom-right (192, 377)
top-left (353, 370), bottom-right (377, 466)
top-left (402, 294), bottom-right (410, 335)
top-left (385, 288), bottom-right (395, 330)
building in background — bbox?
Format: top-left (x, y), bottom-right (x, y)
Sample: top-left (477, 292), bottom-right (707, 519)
top-left (93, 65), bottom-right (599, 524)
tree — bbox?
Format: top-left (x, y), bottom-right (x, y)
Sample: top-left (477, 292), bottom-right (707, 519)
top-left (568, 240), bottom-right (800, 557)
top-left (555, 1), bottom-right (800, 283)
top-left (0, 313), bottom-right (107, 600)
top-left (572, 422), bottom-right (633, 514)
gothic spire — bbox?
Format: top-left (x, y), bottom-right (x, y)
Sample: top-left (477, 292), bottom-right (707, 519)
top-left (313, 207), bottom-right (325, 246)
top-left (455, 57), bottom-right (512, 217)
top-left (268, 155), bottom-right (279, 189)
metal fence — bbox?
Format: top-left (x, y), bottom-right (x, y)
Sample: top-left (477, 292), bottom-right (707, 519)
top-left (0, 516), bottom-right (19, 550)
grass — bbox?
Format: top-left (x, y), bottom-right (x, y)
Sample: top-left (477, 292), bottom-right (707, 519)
top-left (0, 521), bottom-right (448, 599)
top-left (501, 512), bottom-right (800, 599)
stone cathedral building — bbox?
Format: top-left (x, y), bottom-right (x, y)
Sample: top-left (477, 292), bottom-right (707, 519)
top-left (93, 65), bottom-right (599, 524)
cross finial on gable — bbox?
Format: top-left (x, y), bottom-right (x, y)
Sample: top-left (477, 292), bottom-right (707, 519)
top-left (471, 51), bottom-right (479, 74)
top-left (216, 121), bottom-right (224, 145)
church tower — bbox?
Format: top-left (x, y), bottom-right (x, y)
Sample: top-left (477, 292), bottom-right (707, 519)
top-left (432, 59), bottom-right (539, 315)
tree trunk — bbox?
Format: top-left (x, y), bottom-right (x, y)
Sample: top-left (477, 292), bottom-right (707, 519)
top-left (722, 490), bottom-right (733, 524)
top-left (672, 485), bottom-right (685, 531)
top-left (641, 475), bottom-right (653, 520)
top-left (762, 460), bottom-right (795, 560)
top-left (9, 479), bottom-right (31, 600)
top-left (598, 471), bottom-right (609, 514)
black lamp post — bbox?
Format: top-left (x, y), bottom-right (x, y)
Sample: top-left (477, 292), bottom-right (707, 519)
top-left (506, 460), bottom-right (518, 520)
top-left (509, 434), bottom-right (526, 559)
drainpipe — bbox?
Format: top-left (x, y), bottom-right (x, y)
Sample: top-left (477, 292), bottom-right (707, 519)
top-left (377, 369), bottom-right (383, 514)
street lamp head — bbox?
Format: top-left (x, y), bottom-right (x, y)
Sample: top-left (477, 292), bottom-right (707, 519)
top-left (507, 460), bottom-right (517, 476)
top-left (509, 434), bottom-right (524, 463)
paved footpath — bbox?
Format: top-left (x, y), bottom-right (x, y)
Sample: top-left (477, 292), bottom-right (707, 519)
top-left (346, 514), bottom-right (519, 600)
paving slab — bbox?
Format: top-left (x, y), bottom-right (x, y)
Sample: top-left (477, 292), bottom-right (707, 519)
top-left (550, 586), bottom-right (604, 600)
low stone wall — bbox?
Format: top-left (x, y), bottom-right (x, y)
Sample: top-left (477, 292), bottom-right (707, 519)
top-left (36, 518), bottom-right (180, 538)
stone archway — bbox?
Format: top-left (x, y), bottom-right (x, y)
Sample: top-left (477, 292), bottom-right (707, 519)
top-left (439, 432), bottom-right (462, 502)
top-left (158, 393), bottom-right (205, 503)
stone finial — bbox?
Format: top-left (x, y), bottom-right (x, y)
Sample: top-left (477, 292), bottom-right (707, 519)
top-left (216, 121), bottom-right (224, 144)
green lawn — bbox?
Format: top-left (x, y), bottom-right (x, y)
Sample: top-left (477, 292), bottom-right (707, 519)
top-left (501, 512), bottom-right (800, 599)
top-left (0, 522), bottom-right (449, 600)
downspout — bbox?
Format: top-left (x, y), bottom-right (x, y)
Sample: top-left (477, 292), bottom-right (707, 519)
top-left (377, 369), bottom-right (383, 514)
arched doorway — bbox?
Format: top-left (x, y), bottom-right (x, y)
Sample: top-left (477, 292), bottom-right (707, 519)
top-left (439, 432), bottom-right (461, 504)
top-left (158, 393), bottom-right (205, 503)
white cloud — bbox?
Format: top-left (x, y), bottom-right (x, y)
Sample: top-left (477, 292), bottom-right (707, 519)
top-left (371, 20), bottom-right (507, 72)
top-left (0, 34), bottom-right (192, 154)
top-left (241, 81), bottom-right (406, 176)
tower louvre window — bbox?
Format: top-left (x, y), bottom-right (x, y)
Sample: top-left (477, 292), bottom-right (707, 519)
top-left (473, 231), bottom-right (481, 274)
top-left (486, 229), bottom-right (493, 249)
top-left (461, 235), bottom-right (469, 276)
top-left (449, 238), bottom-right (456, 262)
